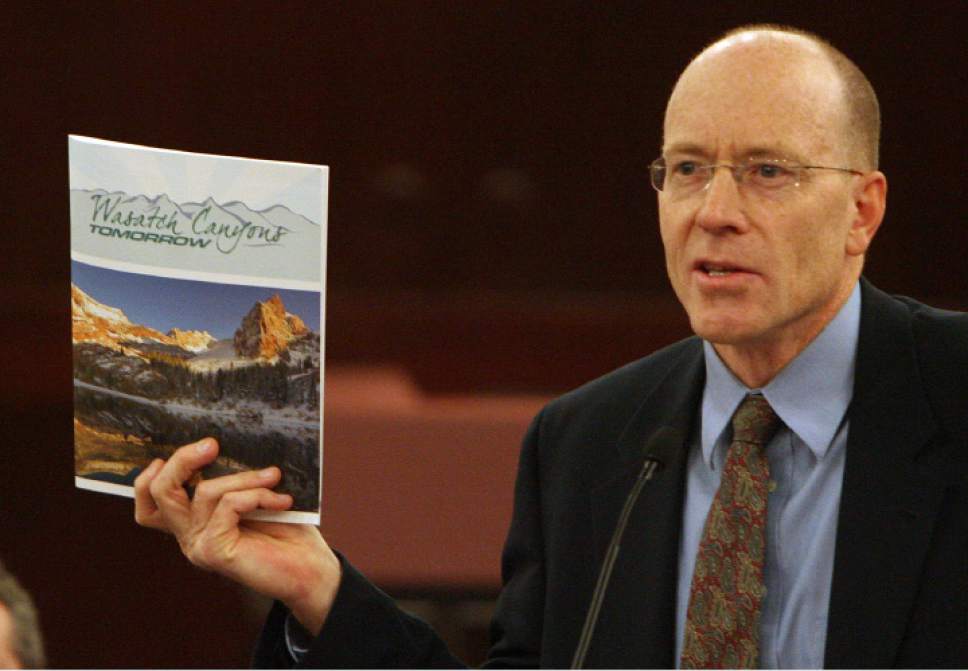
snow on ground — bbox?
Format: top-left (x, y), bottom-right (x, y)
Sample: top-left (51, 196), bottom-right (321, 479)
top-left (74, 379), bottom-right (319, 438)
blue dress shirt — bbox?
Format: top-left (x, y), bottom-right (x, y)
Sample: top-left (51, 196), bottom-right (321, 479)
top-left (675, 283), bottom-right (861, 669)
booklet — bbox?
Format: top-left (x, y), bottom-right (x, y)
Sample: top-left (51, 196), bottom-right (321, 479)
top-left (69, 136), bottom-right (327, 524)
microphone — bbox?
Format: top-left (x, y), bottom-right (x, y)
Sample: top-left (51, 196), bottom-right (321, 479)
top-left (571, 426), bottom-right (683, 669)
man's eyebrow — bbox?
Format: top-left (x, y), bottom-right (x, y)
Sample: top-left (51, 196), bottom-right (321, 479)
top-left (662, 143), bottom-right (810, 163)
top-left (742, 145), bottom-right (808, 163)
top-left (662, 143), bottom-right (710, 158)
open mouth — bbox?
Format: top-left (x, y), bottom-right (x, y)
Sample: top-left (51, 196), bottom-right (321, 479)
top-left (697, 262), bottom-right (746, 277)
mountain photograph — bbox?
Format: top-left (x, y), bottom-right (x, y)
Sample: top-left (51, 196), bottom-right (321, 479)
top-left (71, 259), bottom-right (321, 513)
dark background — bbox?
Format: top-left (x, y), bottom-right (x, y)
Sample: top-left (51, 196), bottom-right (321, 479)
top-left (2, 2), bottom-right (965, 667)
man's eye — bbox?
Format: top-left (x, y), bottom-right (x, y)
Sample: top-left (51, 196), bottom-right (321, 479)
top-left (754, 163), bottom-right (788, 179)
top-left (674, 161), bottom-right (699, 176)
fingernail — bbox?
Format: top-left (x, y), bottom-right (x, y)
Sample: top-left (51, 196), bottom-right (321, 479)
top-left (260, 467), bottom-right (277, 479)
top-left (196, 439), bottom-right (212, 454)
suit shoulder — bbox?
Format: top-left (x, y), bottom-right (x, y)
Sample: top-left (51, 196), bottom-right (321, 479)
top-left (893, 294), bottom-right (968, 364)
top-left (525, 336), bottom-right (701, 482)
top-left (541, 336), bottom-right (701, 421)
top-left (894, 294), bottom-right (968, 438)
top-left (892, 293), bottom-right (968, 330)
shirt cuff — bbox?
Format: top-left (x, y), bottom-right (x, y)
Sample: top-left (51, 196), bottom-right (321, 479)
top-left (284, 611), bottom-right (313, 662)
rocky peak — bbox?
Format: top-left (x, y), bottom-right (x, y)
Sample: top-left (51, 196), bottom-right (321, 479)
top-left (72, 283), bottom-right (166, 351)
top-left (286, 312), bottom-right (309, 337)
top-left (233, 294), bottom-right (309, 360)
top-left (72, 284), bottom-right (131, 326)
top-left (72, 283), bottom-right (213, 355)
top-left (167, 328), bottom-right (216, 353)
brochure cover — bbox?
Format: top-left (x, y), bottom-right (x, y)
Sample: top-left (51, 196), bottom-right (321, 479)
top-left (69, 136), bottom-right (327, 524)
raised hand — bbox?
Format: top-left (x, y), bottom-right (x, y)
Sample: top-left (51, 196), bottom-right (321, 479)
top-left (133, 437), bottom-right (340, 635)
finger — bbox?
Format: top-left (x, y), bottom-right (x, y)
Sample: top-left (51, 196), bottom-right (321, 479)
top-left (149, 438), bottom-right (219, 535)
top-left (209, 489), bottom-right (294, 537)
top-left (192, 467), bottom-right (283, 525)
top-left (187, 489), bottom-right (292, 570)
top-left (134, 458), bottom-right (167, 530)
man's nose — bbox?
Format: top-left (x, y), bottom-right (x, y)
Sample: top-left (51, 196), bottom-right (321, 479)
top-left (694, 167), bottom-right (749, 234)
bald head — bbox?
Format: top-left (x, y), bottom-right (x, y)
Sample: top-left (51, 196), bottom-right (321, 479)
top-left (665, 26), bottom-right (880, 170)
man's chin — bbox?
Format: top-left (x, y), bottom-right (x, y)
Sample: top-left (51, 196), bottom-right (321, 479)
top-left (688, 314), bottom-right (762, 346)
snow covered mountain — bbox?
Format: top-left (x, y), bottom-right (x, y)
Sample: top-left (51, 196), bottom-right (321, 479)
top-left (71, 283), bottom-right (215, 354)
top-left (71, 283), bottom-right (317, 369)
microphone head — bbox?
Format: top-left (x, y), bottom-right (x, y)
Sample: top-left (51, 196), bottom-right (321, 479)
top-left (642, 426), bottom-right (684, 469)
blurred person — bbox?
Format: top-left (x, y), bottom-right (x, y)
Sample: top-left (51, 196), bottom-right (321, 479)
top-left (0, 560), bottom-right (45, 669)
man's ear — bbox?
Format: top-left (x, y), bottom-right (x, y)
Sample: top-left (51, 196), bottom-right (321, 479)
top-left (846, 170), bottom-right (887, 256)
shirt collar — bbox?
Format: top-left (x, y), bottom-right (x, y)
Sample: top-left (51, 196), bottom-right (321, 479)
top-left (700, 282), bottom-right (861, 468)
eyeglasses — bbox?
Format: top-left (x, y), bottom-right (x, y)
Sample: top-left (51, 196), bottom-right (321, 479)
top-left (649, 156), bottom-right (863, 198)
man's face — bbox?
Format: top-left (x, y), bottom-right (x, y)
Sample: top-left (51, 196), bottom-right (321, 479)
top-left (659, 36), bottom-right (864, 354)
top-left (0, 603), bottom-right (20, 669)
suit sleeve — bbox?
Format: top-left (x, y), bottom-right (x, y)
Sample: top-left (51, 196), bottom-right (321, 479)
top-left (251, 409), bottom-right (549, 669)
top-left (483, 410), bottom-right (546, 667)
top-left (252, 555), bottom-right (464, 668)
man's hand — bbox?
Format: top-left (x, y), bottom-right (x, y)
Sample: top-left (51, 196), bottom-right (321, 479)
top-left (133, 437), bottom-right (341, 635)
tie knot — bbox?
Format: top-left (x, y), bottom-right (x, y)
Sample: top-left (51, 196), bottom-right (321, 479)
top-left (731, 394), bottom-right (781, 447)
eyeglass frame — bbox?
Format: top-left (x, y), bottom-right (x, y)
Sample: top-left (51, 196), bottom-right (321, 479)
top-left (648, 156), bottom-right (864, 195)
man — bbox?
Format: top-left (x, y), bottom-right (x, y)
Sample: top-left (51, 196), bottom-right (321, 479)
top-left (0, 561), bottom-right (46, 669)
top-left (134, 25), bottom-right (968, 668)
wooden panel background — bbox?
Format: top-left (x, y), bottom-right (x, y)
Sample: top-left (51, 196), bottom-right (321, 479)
top-left (1, 2), bottom-right (964, 667)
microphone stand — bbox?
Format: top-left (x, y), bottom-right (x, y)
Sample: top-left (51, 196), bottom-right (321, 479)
top-left (570, 427), bottom-right (679, 669)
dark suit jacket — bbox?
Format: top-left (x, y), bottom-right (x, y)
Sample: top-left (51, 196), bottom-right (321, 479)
top-left (254, 280), bottom-right (967, 668)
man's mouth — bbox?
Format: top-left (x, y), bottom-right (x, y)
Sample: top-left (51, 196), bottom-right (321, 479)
top-left (696, 262), bottom-right (748, 277)
top-left (703, 264), bottom-right (736, 277)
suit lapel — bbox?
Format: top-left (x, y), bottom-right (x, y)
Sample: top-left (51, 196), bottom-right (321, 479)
top-left (586, 340), bottom-right (704, 668)
top-left (824, 280), bottom-right (943, 668)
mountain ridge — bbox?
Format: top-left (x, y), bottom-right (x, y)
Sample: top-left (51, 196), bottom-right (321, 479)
top-left (72, 283), bottom-right (215, 355)
top-left (71, 283), bottom-right (315, 367)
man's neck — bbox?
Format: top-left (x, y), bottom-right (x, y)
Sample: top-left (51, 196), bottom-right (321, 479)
top-left (713, 280), bottom-right (859, 388)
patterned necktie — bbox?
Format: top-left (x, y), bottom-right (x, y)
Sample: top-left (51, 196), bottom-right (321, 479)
top-left (680, 393), bottom-right (782, 669)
